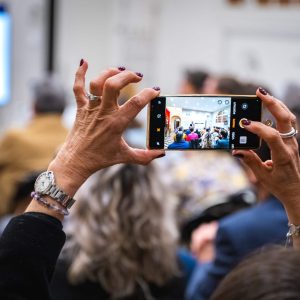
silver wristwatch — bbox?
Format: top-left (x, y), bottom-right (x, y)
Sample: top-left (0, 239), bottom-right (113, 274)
top-left (34, 171), bottom-right (75, 209)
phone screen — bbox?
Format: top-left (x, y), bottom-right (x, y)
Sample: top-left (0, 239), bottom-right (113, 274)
top-left (147, 95), bottom-right (262, 150)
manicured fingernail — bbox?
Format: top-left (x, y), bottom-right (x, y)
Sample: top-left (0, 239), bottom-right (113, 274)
top-left (80, 59), bottom-right (84, 66)
top-left (241, 119), bottom-right (251, 126)
top-left (233, 154), bottom-right (244, 158)
top-left (118, 66), bottom-right (126, 71)
top-left (157, 153), bottom-right (165, 158)
top-left (259, 87), bottom-right (267, 95)
top-left (153, 86), bottom-right (160, 91)
top-left (135, 72), bottom-right (143, 78)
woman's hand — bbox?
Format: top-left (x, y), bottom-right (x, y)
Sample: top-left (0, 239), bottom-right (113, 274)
top-left (233, 88), bottom-right (300, 224)
top-left (48, 62), bottom-right (164, 197)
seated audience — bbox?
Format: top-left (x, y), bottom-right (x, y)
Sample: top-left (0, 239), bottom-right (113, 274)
top-left (214, 129), bottom-right (229, 149)
top-left (50, 163), bottom-right (195, 300)
top-left (0, 76), bottom-right (68, 216)
top-left (211, 246), bottom-right (300, 300)
top-left (168, 132), bottom-right (190, 149)
top-left (186, 128), bottom-right (199, 142)
top-left (0, 64), bottom-right (299, 300)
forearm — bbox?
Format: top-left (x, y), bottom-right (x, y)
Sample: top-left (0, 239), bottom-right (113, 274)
top-left (0, 213), bottom-right (66, 300)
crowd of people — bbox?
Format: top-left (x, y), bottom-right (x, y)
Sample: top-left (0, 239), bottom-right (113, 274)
top-left (0, 61), bottom-right (300, 300)
top-left (168, 125), bottom-right (229, 149)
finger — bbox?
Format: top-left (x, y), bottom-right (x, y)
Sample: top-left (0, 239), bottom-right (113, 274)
top-left (101, 71), bottom-right (143, 110)
top-left (238, 120), bottom-right (290, 162)
top-left (256, 88), bottom-right (294, 133)
top-left (73, 59), bottom-right (89, 107)
top-left (89, 67), bottom-right (124, 96)
top-left (120, 88), bottom-right (160, 126)
top-left (233, 149), bottom-right (269, 180)
top-left (127, 149), bottom-right (165, 165)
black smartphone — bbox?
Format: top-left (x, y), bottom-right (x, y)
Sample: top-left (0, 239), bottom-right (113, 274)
top-left (147, 95), bottom-right (262, 150)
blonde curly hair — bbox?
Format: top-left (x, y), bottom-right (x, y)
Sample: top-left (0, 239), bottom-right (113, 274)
top-left (63, 163), bottom-right (179, 298)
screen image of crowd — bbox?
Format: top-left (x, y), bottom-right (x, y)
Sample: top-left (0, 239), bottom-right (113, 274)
top-left (164, 97), bottom-right (231, 150)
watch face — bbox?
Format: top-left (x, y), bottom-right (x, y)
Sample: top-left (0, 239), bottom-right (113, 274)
top-left (34, 171), bottom-right (54, 193)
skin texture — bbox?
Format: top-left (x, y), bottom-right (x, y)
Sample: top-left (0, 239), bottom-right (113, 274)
top-left (233, 88), bottom-right (300, 248)
top-left (26, 62), bottom-right (164, 221)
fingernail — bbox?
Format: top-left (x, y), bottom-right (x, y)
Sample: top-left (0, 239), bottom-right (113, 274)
top-left (157, 153), bottom-right (165, 158)
top-left (153, 86), bottom-right (160, 91)
top-left (118, 66), bottom-right (126, 71)
top-left (80, 58), bottom-right (84, 66)
top-left (135, 72), bottom-right (143, 78)
top-left (241, 119), bottom-right (251, 126)
top-left (258, 87), bottom-right (267, 95)
top-left (233, 154), bottom-right (244, 158)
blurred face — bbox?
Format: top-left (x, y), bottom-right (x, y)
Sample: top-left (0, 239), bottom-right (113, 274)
top-left (179, 80), bottom-right (197, 94)
top-left (202, 76), bottom-right (219, 94)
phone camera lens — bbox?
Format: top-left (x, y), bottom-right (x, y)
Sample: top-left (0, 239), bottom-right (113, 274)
top-left (241, 103), bottom-right (248, 110)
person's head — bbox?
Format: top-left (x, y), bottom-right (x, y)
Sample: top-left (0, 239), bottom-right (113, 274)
top-left (176, 132), bottom-right (184, 142)
top-left (220, 129), bottom-right (228, 139)
top-left (180, 70), bottom-right (209, 94)
top-left (211, 246), bottom-right (300, 300)
top-left (33, 75), bottom-right (66, 114)
top-left (215, 76), bottom-right (243, 94)
top-left (63, 163), bottom-right (178, 298)
top-left (190, 127), bottom-right (194, 133)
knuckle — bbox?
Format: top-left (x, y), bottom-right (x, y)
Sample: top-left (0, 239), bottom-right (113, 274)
top-left (130, 95), bottom-right (144, 110)
top-left (73, 84), bottom-right (81, 94)
top-left (104, 78), bottom-right (118, 91)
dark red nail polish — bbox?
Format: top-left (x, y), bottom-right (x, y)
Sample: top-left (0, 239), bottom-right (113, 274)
top-left (241, 119), bottom-right (251, 126)
top-left (80, 59), bottom-right (84, 66)
top-left (157, 153), bottom-right (165, 158)
top-left (135, 72), bottom-right (143, 78)
top-left (118, 66), bottom-right (126, 71)
top-left (233, 154), bottom-right (244, 159)
top-left (153, 86), bottom-right (160, 91)
top-left (259, 87), bottom-right (267, 95)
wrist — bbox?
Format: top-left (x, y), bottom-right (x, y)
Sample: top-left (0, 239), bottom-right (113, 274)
top-left (48, 159), bottom-right (88, 197)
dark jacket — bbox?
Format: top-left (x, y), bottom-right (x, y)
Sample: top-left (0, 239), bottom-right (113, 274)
top-left (0, 213), bottom-right (66, 300)
top-left (186, 197), bottom-right (288, 300)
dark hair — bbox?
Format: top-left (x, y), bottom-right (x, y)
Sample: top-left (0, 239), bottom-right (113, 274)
top-left (211, 246), bottom-right (300, 300)
top-left (175, 132), bottom-right (184, 142)
top-left (220, 129), bottom-right (228, 139)
top-left (217, 76), bottom-right (243, 94)
top-left (185, 70), bottom-right (209, 93)
top-left (33, 76), bottom-right (66, 114)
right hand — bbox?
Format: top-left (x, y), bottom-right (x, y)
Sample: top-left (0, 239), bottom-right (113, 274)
top-left (233, 88), bottom-right (300, 223)
top-left (49, 62), bottom-right (164, 197)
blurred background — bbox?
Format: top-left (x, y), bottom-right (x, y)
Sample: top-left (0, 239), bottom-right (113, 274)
top-left (1, 0), bottom-right (300, 133)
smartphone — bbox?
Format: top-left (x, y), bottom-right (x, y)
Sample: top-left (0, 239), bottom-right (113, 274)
top-left (147, 95), bottom-right (262, 150)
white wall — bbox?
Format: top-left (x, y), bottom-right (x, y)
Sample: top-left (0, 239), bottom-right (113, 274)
top-left (1, 0), bottom-right (300, 133)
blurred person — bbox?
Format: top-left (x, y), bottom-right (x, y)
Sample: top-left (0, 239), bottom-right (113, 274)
top-left (283, 83), bottom-right (300, 130)
top-left (202, 75), bottom-right (243, 94)
top-left (0, 172), bottom-right (38, 235)
top-left (214, 129), bottom-right (229, 149)
top-left (186, 140), bottom-right (288, 300)
top-left (211, 246), bottom-right (300, 300)
top-left (0, 75), bottom-right (68, 216)
top-left (186, 127), bottom-right (198, 142)
top-left (168, 132), bottom-right (190, 149)
top-left (179, 70), bottom-right (209, 94)
top-left (50, 163), bottom-right (195, 300)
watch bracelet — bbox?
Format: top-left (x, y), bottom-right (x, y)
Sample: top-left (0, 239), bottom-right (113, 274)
top-left (48, 185), bottom-right (75, 209)
top-left (31, 191), bottom-right (69, 216)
